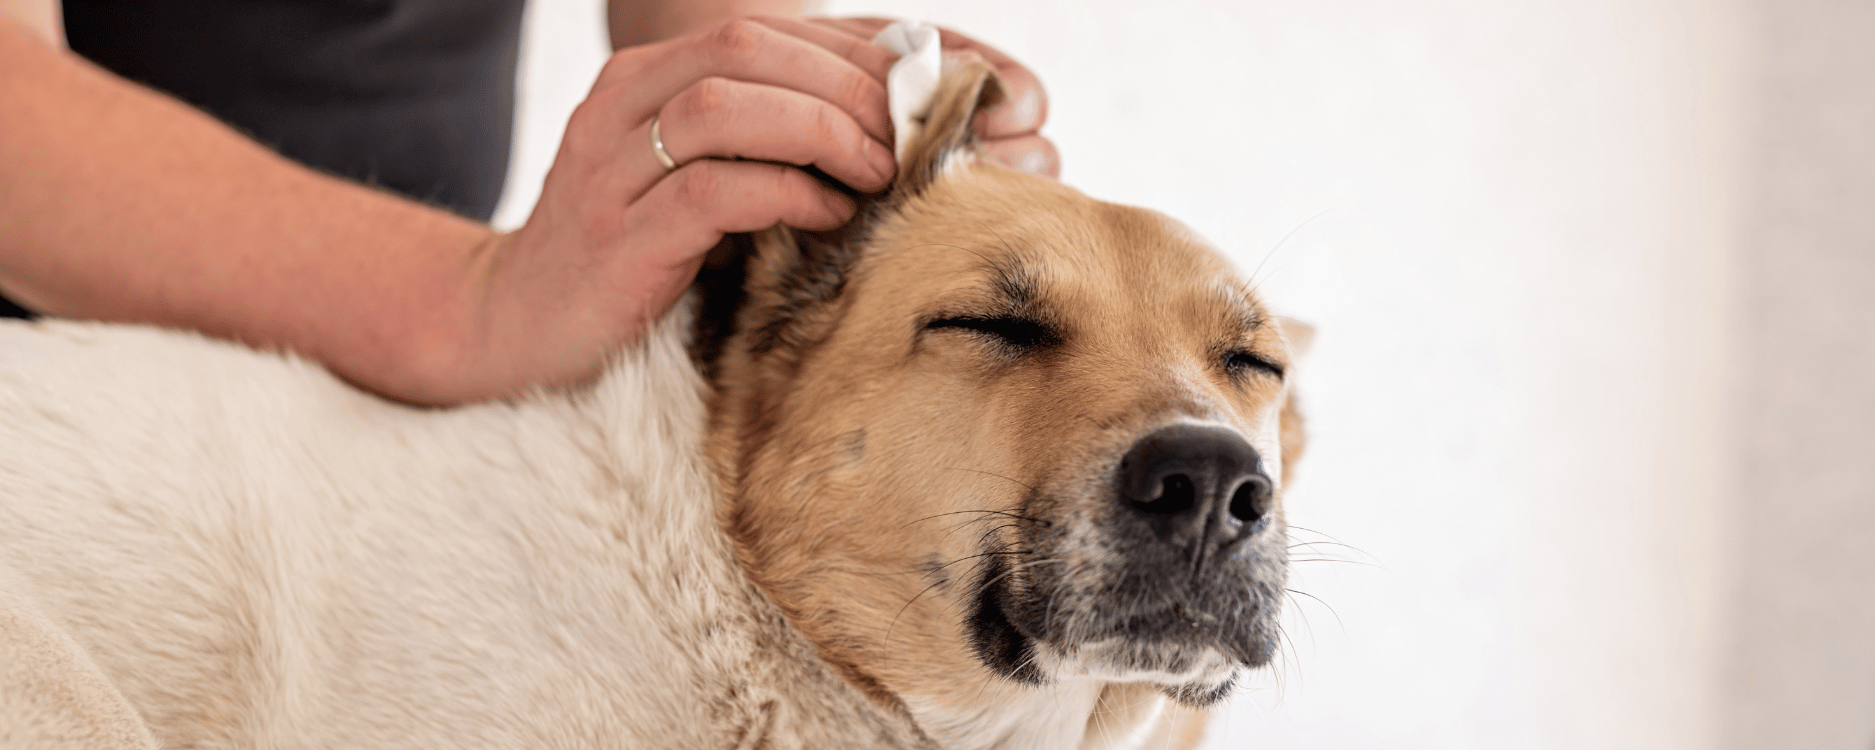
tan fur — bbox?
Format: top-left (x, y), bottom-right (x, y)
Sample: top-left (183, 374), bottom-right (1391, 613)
top-left (709, 60), bottom-right (1308, 750)
top-left (0, 60), bottom-right (1306, 750)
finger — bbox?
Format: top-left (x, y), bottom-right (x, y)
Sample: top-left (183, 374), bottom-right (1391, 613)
top-left (979, 134), bottom-right (1061, 179)
top-left (819, 18), bottom-right (1049, 138)
top-left (634, 160), bottom-right (856, 258)
top-left (749, 16), bottom-right (897, 84)
top-left (657, 77), bottom-right (896, 193)
top-left (600, 19), bottom-right (893, 143)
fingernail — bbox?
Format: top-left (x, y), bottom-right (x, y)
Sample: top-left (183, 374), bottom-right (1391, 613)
top-left (866, 138), bottom-right (897, 184)
top-left (1015, 149), bottom-right (1052, 175)
top-left (993, 89), bottom-right (1041, 133)
top-left (823, 190), bottom-right (855, 219)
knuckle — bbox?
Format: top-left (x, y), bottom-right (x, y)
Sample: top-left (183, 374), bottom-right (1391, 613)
top-left (673, 164), bottom-right (723, 207)
top-left (773, 166), bottom-right (817, 204)
top-left (592, 46), bottom-right (643, 88)
top-left (676, 77), bottom-right (733, 123)
top-left (837, 73), bottom-right (878, 112)
top-left (560, 98), bottom-right (609, 158)
top-left (771, 164), bottom-right (800, 192)
top-left (704, 19), bottom-right (765, 64)
top-left (812, 104), bottom-right (843, 145)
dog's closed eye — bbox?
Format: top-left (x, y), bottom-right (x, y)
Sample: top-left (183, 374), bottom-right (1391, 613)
top-left (925, 315), bottom-right (1061, 350)
top-left (1224, 350), bottom-right (1285, 380)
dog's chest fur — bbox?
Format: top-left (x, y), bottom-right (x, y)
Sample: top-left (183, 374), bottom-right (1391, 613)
top-left (0, 309), bottom-right (932, 749)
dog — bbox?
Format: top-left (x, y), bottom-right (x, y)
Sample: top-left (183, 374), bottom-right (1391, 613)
top-left (0, 58), bottom-right (1310, 750)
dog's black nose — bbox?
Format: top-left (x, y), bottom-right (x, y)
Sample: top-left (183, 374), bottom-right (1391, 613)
top-left (1117, 424), bottom-right (1273, 555)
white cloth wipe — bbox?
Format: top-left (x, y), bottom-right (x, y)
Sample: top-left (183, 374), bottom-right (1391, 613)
top-left (871, 21), bottom-right (944, 163)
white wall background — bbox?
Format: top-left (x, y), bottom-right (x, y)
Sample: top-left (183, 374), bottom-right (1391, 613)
top-left (1726, 2), bottom-right (1875, 748)
top-left (492, 2), bottom-right (1873, 747)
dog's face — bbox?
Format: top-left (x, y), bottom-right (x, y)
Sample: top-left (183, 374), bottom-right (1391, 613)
top-left (702, 61), bottom-right (1304, 735)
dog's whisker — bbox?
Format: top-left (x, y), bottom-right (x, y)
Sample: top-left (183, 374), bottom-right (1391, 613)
top-left (1285, 588), bottom-right (1346, 633)
top-left (900, 508), bottom-right (1048, 530)
top-left (973, 555), bottom-right (1063, 596)
top-left (1285, 590), bottom-right (1320, 659)
top-left (1287, 525), bottom-right (1372, 551)
top-left (1272, 621), bottom-right (1299, 699)
top-left (1286, 539), bottom-right (1362, 552)
top-left (883, 241), bottom-right (993, 266)
top-left (931, 553), bottom-right (1068, 628)
top-left (888, 546), bottom-right (1037, 641)
top-left (971, 219), bottom-right (1022, 263)
top-left (925, 549), bottom-right (1031, 578)
top-left (1288, 557), bottom-right (1384, 570)
top-left (942, 466), bottom-right (1040, 493)
top-left (919, 512), bottom-right (1046, 545)
top-left (1285, 537), bottom-right (1383, 565)
top-left (887, 548), bottom-right (1048, 643)
top-left (885, 578), bottom-right (957, 644)
top-left (970, 522), bottom-right (1028, 550)
top-left (1245, 206), bottom-right (1333, 296)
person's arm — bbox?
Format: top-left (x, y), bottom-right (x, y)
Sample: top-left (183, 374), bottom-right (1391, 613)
top-left (607, 0), bottom-right (808, 50)
top-left (0, 12), bottom-right (496, 403)
top-left (0, 0), bottom-right (57, 46)
top-left (0, 8), bottom-right (892, 405)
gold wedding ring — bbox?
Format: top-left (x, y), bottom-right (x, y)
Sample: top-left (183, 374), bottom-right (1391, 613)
top-left (650, 115), bottom-right (678, 171)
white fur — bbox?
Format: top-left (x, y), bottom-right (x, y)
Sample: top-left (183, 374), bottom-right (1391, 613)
top-left (906, 680), bottom-right (1103, 750)
top-left (0, 306), bottom-right (932, 749)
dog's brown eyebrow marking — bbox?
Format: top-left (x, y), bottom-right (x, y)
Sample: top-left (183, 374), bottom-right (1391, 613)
top-left (917, 257), bottom-right (1065, 353)
top-left (1215, 282), bottom-right (1268, 337)
top-left (1211, 283), bottom-right (1286, 378)
top-left (987, 258), bottom-right (1042, 310)
top-left (917, 255), bottom-right (1051, 322)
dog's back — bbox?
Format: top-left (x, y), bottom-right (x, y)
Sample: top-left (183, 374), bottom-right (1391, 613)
top-left (0, 314), bottom-right (929, 749)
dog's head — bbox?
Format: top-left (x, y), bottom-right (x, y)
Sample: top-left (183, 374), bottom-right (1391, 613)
top-left (699, 58), bottom-right (1307, 738)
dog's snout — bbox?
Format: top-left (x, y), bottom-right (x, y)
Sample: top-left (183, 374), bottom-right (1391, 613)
top-left (1118, 425), bottom-right (1273, 554)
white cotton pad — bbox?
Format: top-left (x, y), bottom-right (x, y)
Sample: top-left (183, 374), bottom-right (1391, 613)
top-left (871, 20), bottom-right (944, 163)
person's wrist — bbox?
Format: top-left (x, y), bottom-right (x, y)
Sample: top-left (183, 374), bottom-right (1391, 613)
top-left (331, 227), bottom-right (513, 406)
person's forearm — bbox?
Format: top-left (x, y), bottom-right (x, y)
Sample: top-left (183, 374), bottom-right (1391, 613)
top-left (0, 0), bottom-right (59, 47)
top-left (0, 19), bottom-right (496, 403)
top-left (606, 0), bottom-right (814, 49)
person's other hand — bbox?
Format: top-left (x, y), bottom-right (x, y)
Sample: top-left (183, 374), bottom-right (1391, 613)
top-left (813, 17), bottom-right (1058, 179)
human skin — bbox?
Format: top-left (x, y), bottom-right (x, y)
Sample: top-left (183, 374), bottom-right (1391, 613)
top-left (0, 0), bottom-right (1057, 405)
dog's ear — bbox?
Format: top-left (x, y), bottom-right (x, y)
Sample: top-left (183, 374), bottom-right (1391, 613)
top-left (1273, 318), bottom-right (1315, 488)
top-left (694, 59), bottom-right (1008, 374)
top-left (894, 56), bottom-right (1006, 196)
top-left (691, 226), bottom-right (856, 381)
top-left (1276, 317), bottom-right (1315, 361)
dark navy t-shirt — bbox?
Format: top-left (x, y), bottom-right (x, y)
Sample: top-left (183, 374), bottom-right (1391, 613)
top-left (0, 0), bottom-right (526, 318)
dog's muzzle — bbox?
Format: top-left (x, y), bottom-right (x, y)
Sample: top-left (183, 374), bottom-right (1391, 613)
top-left (968, 422), bottom-right (1286, 700)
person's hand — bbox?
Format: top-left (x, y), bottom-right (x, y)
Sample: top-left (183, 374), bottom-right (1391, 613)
top-left (452, 17), bottom-right (1057, 399)
top-left (811, 17), bottom-right (1058, 179)
top-left (456, 18), bottom-right (894, 395)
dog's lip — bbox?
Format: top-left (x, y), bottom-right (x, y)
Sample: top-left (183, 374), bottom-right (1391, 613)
top-left (1015, 579), bottom-right (1280, 667)
top-left (1086, 603), bottom-right (1242, 644)
top-left (966, 559), bottom-right (1049, 685)
top-left (969, 566), bottom-right (1255, 677)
